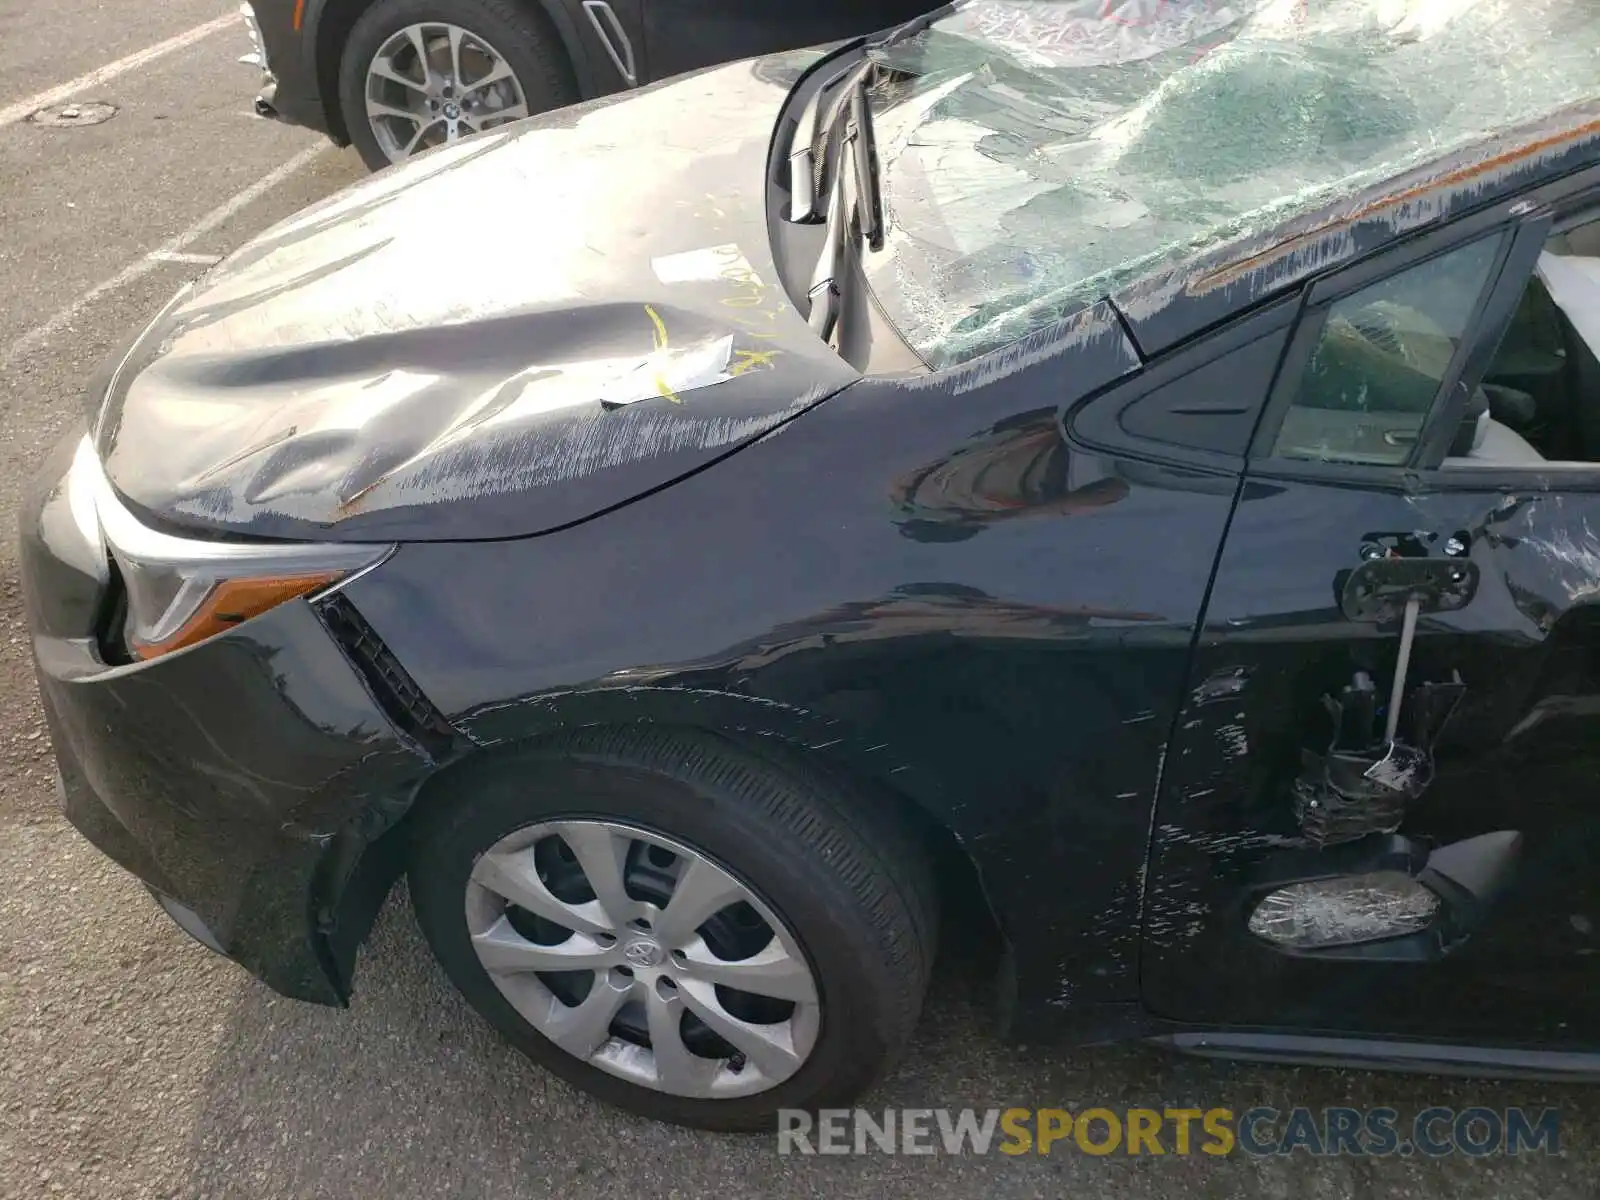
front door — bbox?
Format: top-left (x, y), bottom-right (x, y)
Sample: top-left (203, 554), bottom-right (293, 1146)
top-left (1142, 179), bottom-right (1600, 1046)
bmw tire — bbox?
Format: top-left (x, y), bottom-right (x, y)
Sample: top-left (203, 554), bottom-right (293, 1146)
top-left (339, 0), bottom-right (577, 171)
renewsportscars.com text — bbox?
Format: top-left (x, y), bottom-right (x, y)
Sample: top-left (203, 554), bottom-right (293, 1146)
top-left (777, 1106), bottom-right (1561, 1157)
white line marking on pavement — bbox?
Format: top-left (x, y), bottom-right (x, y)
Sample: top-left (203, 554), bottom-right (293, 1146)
top-left (3, 143), bottom-right (327, 369)
top-left (0, 13), bottom-right (240, 129)
top-left (147, 251), bottom-right (225, 265)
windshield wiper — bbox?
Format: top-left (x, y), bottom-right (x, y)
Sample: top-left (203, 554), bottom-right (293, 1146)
top-left (789, 59), bottom-right (860, 224)
top-left (786, 74), bottom-right (835, 224)
top-left (805, 62), bottom-right (885, 339)
top-left (789, 4), bottom-right (950, 224)
top-left (849, 76), bottom-right (884, 250)
top-left (806, 145), bottom-right (851, 337)
top-left (801, 5), bottom-right (955, 339)
top-left (871, 2), bottom-right (958, 53)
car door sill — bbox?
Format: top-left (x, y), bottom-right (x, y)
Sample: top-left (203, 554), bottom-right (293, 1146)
top-left (1154, 1031), bottom-right (1600, 1081)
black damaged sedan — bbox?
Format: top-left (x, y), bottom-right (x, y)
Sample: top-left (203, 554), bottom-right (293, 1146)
top-left (23, 0), bottom-right (1600, 1129)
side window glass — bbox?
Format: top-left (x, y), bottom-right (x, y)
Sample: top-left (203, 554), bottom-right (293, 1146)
top-left (1271, 236), bottom-right (1505, 465)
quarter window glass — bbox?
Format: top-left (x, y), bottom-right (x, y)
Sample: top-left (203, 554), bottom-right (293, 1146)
top-left (1272, 236), bottom-right (1505, 465)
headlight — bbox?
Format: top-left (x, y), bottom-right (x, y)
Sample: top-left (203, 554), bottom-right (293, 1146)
top-left (72, 439), bottom-right (391, 660)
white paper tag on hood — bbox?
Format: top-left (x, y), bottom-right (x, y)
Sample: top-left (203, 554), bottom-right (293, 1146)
top-left (597, 335), bottom-right (735, 407)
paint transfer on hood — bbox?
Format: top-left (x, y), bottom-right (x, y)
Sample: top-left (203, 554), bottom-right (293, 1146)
top-left (96, 55), bottom-right (857, 542)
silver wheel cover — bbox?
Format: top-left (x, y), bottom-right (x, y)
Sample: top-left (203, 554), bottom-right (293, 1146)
top-left (465, 820), bottom-right (823, 1099)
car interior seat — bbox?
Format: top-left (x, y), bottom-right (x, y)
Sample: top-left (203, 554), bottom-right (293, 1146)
top-left (1536, 249), bottom-right (1600, 461)
top-left (1456, 246), bottom-right (1600, 467)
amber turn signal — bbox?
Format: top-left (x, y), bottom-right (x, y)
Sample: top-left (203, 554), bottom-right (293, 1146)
top-left (130, 572), bottom-right (343, 660)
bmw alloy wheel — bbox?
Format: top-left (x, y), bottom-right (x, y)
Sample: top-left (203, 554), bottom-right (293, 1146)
top-left (364, 22), bottom-right (530, 163)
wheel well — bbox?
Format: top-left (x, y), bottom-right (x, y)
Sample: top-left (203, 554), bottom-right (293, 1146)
top-left (342, 725), bottom-right (1004, 983)
top-left (314, 0), bottom-right (368, 144)
top-left (313, 0), bottom-right (578, 145)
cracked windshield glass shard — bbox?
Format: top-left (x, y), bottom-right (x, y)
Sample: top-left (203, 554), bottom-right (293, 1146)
top-left (863, 0), bottom-right (1600, 369)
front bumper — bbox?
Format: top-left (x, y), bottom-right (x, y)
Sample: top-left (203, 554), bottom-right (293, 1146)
top-left (21, 433), bottom-right (431, 1003)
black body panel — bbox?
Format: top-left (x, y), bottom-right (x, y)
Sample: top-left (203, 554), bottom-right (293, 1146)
top-left (338, 304), bottom-right (1246, 1029)
top-left (19, 440), bottom-right (433, 1003)
top-left (1145, 480), bottom-right (1600, 1043)
top-left (1141, 165), bottom-right (1600, 1051)
top-left (35, 605), bottom-right (430, 1003)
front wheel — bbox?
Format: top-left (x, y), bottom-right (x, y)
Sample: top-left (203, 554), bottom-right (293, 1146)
top-left (338, 0), bottom-right (577, 171)
top-left (407, 729), bottom-right (938, 1130)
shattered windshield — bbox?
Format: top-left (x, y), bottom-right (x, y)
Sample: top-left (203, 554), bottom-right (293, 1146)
top-left (862, 0), bottom-right (1600, 369)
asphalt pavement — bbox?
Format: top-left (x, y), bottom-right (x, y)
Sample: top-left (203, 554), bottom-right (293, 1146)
top-left (1, 4), bottom-right (1598, 1196)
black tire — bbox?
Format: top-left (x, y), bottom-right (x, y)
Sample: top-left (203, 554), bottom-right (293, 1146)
top-left (338, 0), bottom-right (577, 172)
top-left (408, 728), bottom-right (938, 1131)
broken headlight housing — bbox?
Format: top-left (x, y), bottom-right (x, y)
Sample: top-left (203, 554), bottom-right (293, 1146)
top-left (73, 438), bottom-right (391, 660)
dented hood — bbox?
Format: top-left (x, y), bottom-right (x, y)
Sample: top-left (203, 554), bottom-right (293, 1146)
top-left (94, 54), bottom-right (857, 542)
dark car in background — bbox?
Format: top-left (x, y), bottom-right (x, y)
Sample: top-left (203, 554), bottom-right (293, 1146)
top-left (23, 0), bottom-right (1600, 1132)
top-left (240, 0), bottom-right (933, 168)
